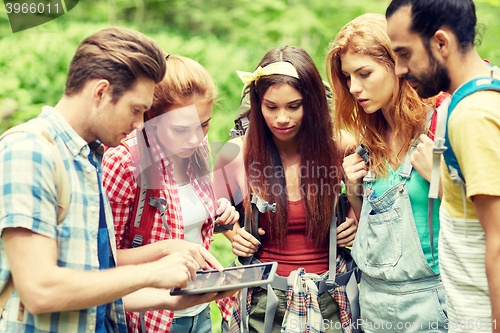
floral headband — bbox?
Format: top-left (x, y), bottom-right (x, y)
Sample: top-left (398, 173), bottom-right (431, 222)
top-left (236, 61), bottom-right (299, 85)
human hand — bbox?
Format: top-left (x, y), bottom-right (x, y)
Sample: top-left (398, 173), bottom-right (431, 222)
top-left (336, 218), bottom-right (357, 247)
top-left (342, 153), bottom-right (367, 197)
top-left (144, 252), bottom-right (200, 289)
top-left (123, 283), bottom-right (239, 312)
top-left (411, 134), bottom-right (434, 182)
top-left (215, 198), bottom-right (240, 225)
top-left (166, 289), bottom-right (239, 311)
top-left (231, 227), bottom-right (265, 257)
top-left (160, 239), bottom-right (223, 271)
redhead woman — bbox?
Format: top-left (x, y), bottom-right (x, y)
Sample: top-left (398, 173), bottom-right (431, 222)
top-left (326, 13), bottom-right (447, 332)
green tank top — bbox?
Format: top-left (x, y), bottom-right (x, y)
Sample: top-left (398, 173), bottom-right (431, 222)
top-left (364, 163), bottom-right (441, 274)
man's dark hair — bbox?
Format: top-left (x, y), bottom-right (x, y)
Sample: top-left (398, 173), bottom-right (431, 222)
top-left (65, 27), bottom-right (166, 102)
top-left (386, 0), bottom-right (477, 52)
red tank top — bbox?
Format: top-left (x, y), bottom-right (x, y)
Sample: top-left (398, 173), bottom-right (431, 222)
top-left (255, 199), bottom-right (329, 276)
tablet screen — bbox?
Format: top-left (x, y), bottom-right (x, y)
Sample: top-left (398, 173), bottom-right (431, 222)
top-left (170, 262), bottom-right (277, 295)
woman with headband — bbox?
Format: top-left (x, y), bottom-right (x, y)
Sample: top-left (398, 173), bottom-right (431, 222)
top-left (326, 14), bottom-right (447, 332)
top-left (214, 46), bottom-right (358, 333)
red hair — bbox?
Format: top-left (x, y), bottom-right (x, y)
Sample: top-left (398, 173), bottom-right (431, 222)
top-left (326, 14), bottom-right (430, 177)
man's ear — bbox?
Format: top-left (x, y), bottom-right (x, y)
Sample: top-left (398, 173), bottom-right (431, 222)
top-left (93, 79), bottom-right (112, 106)
top-left (433, 29), bottom-right (452, 58)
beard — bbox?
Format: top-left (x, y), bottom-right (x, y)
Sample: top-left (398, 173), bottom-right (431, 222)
top-left (415, 52), bottom-right (451, 98)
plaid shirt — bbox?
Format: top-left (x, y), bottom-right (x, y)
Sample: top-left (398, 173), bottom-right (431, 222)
top-left (217, 292), bottom-right (236, 323)
top-left (0, 106), bottom-right (127, 333)
top-left (102, 130), bottom-right (218, 333)
top-left (282, 269), bottom-right (326, 333)
top-left (229, 254), bottom-right (353, 333)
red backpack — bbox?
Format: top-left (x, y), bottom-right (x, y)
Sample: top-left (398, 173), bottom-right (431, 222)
top-left (428, 92), bottom-right (451, 141)
top-left (120, 135), bottom-right (171, 248)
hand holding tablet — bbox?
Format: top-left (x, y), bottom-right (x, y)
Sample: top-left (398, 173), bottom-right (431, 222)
top-left (170, 262), bottom-right (278, 295)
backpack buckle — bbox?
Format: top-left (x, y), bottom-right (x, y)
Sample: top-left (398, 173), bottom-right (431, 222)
top-left (433, 137), bottom-right (448, 154)
top-left (229, 128), bottom-right (245, 139)
top-left (324, 275), bottom-right (339, 289)
top-left (449, 166), bottom-right (465, 187)
top-left (251, 195), bottom-right (276, 213)
top-left (131, 235), bottom-right (144, 248)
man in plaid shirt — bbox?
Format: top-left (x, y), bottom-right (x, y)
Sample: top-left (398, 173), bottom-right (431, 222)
top-left (0, 27), bottom-right (231, 333)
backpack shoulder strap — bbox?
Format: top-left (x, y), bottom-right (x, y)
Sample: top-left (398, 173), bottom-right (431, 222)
top-left (325, 195), bottom-right (340, 288)
top-left (428, 96), bottom-right (451, 267)
top-left (0, 276), bottom-right (13, 318)
top-left (443, 67), bottom-right (500, 183)
top-left (428, 68), bottom-right (500, 265)
top-left (0, 122), bottom-right (69, 224)
top-left (230, 86), bottom-right (251, 139)
top-left (120, 137), bottom-right (159, 248)
top-left (237, 189), bottom-right (276, 265)
top-left (429, 96), bottom-right (450, 201)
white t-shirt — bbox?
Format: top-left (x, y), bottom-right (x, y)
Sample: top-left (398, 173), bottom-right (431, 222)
top-left (173, 183), bottom-right (210, 318)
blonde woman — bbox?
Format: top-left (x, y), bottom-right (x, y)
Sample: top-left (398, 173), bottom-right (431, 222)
top-left (103, 55), bottom-right (238, 333)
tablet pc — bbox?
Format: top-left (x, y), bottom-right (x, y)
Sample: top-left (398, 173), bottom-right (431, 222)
top-left (170, 261), bottom-right (278, 295)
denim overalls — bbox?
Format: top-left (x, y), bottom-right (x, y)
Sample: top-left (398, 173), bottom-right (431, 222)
top-left (352, 153), bottom-right (447, 333)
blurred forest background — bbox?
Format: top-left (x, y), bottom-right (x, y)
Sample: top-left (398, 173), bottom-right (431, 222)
top-left (1, 0), bottom-right (500, 331)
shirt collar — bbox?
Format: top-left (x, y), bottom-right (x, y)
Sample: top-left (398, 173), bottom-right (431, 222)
top-left (40, 105), bottom-right (89, 158)
top-left (144, 130), bottom-right (173, 174)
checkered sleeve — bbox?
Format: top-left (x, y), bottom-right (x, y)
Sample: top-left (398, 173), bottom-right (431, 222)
top-left (102, 146), bottom-right (137, 249)
top-left (0, 133), bottom-right (58, 240)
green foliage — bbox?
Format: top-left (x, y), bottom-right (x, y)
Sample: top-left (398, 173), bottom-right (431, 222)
top-left (2, 0), bottom-right (500, 136)
top-left (476, 3), bottom-right (500, 64)
top-left (477, 0), bottom-right (500, 6)
top-left (1, 0), bottom-right (500, 331)
top-left (0, 20), bottom-right (111, 129)
top-left (208, 233), bottom-right (236, 331)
